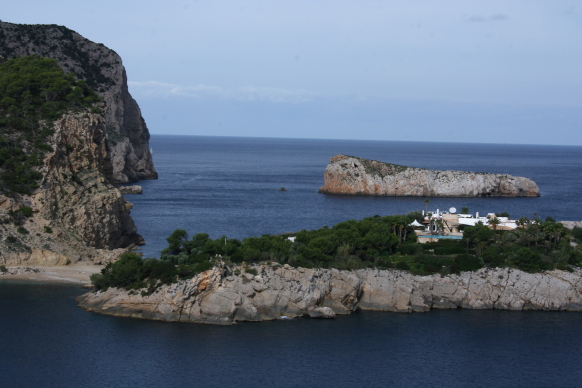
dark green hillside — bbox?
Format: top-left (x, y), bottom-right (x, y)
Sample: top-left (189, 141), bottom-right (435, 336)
top-left (0, 55), bottom-right (101, 194)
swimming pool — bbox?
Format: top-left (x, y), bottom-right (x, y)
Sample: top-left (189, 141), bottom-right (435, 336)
top-left (419, 235), bottom-right (463, 240)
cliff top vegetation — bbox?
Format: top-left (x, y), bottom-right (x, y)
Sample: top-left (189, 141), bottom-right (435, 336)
top-left (0, 55), bottom-right (101, 194)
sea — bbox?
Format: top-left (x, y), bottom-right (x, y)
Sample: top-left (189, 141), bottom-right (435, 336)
top-left (2, 136), bottom-right (582, 387)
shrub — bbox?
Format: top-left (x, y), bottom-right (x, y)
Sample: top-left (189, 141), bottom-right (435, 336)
top-left (508, 247), bottom-right (545, 273)
top-left (17, 226), bottom-right (29, 234)
top-left (452, 254), bottom-right (483, 273)
top-left (194, 261), bottom-right (213, 273)
top-left (6, 235), bottom-right (17, 243)
top-left (0, 264), bottom-right (7, 272)
top-left (414, 255), bottom-right (454, 274)
top-left (395, 261), bottom-right (410, 271)
top-left (397, 244), bottom-right (421, 255)
top-left (568, 250), bottom-right (582, 266)
top-left (44, 226), bottom-right (53, 233)
top-left (20, 206), bottom-right (33, 217)
top-left (482, 246), bottom-right (505, 268)
top-left (433, 245), bottom-right (466, 255)
top-left (572, 227), bottom-right (582, 242)
top-left (245, 267), bottom-right (258, 276)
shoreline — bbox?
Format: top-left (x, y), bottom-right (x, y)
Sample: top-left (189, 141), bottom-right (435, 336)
top-left (0, 263), bottom-right (103, 286)
top-left (78, 265), bottom-right (582, 326)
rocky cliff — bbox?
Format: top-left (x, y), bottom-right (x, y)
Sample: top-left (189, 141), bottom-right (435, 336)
top-left (77, 264), bottom-right (582, 325)
top-left (319, 155), bottom-right (540, 197)
top-left (0, 21), bottom-right (157, 183)
top-left (0, 112), bottom-right (143, 266)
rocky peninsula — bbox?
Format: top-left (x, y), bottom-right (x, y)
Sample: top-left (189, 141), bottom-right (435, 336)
top-left (77, 264), bottom-right (582, 325)
top-left (319, 155), bottom-right (540, 197)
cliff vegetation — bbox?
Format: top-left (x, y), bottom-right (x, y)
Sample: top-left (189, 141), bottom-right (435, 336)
top-left (0, 55), bottom-right (101, 194)
top-left (0, 54), bottom-right (143, 265)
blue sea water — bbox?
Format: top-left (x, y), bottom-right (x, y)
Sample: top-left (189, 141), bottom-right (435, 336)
top-left (132, 136), bottom-right (582, 258)
top-left (2, 136), bottom-right (582, 387)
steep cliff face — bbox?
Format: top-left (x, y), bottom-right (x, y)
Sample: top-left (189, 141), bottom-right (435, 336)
top-left (319, 155), bottom-right (540, 197)
top-left (77, 264), bottom-right (582, 325)
top-left (0, 21), bottom-right (157, 183)
top-left (0, 112), bottom-right (142, 266)
top-left (38, 112), bottom-right (143, 249)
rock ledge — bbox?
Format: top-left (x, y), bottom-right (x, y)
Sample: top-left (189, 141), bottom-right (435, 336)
top-left (77, 265), bottom-right (582, 325)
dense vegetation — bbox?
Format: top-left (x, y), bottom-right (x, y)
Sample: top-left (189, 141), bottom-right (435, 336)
top-left (90, 252), bottom-right (215, 294)
top-left (0, 55), bottom-right (101, 194)
top-left (90, 214), bottom-right (582, 292)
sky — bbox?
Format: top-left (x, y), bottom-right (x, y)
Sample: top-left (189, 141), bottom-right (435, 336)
top-left (3, 0), bottom-right (582, 145)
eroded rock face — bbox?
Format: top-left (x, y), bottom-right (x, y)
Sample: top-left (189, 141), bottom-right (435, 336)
top-left (37, 113), bottom-right (143, 249)
top-left (319, 155), bottom-right (540, 197)
top-left (0, 21), bottom-right (157, 183)
top-left (77, 265), bottom-right (582, 325)
top-left (0, 112), bottom-right (142, 266)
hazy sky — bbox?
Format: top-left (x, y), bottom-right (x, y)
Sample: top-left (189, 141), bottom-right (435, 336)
top-left (3, 1), bottom-right (582, 145)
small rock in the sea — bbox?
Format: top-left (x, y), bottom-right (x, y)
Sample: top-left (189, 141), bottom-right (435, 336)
top-left (119, 185), bottom-right (143, 194)
top-left (280, 187), bottom-right (287, 191)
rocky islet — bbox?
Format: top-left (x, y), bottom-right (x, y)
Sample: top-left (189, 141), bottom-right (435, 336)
top-left (319, 154), bottom-right (540, 197)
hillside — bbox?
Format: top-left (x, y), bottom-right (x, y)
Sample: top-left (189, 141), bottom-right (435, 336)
top-left (0, 21), bottom-right (157, 183)
top-left (0, 55), bottom-right (142, 266)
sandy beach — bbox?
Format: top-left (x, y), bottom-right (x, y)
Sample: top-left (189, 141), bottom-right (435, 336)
top-left (0, 263), bottom-right (103, 286)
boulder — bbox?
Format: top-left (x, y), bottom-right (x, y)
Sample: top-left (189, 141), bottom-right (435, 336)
top-left (119, 186), bottom-right (144, 194)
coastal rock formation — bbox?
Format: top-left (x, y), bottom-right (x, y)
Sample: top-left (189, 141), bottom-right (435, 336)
top-left (561, 221), bottom-right (582, 230)
top-left (77, 264), bottom-right (582, 325)
top-left (38, 113), bottom-right (143, 249)
top-left (319, 155), bottom-right (540, 197)
top-left (0, 21), bottom-right (157, 183)
top-left (0, 112), bottom-right (142, 266)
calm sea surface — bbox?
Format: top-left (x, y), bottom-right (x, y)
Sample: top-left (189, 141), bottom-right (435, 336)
top-left (134, 136), bottom-right (582, 258)
top-left (2, 136), bottom-right (582, 387)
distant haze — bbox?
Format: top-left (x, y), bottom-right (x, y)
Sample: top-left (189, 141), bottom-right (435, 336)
top-left (3, 1), bottom-right (582, 145)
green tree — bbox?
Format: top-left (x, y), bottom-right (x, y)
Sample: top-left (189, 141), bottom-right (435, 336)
top-left (508, 247), bottom-right (544, 272)
top-left (463, 224), bottom-right (494, 255)
top-left (164, 229), bottom-right (188, 253)
top-left (489, 217), bottom-right (501, 242)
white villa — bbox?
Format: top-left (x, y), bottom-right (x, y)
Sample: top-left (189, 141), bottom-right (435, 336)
top-left (414, 209), bottom-right (519, 243)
